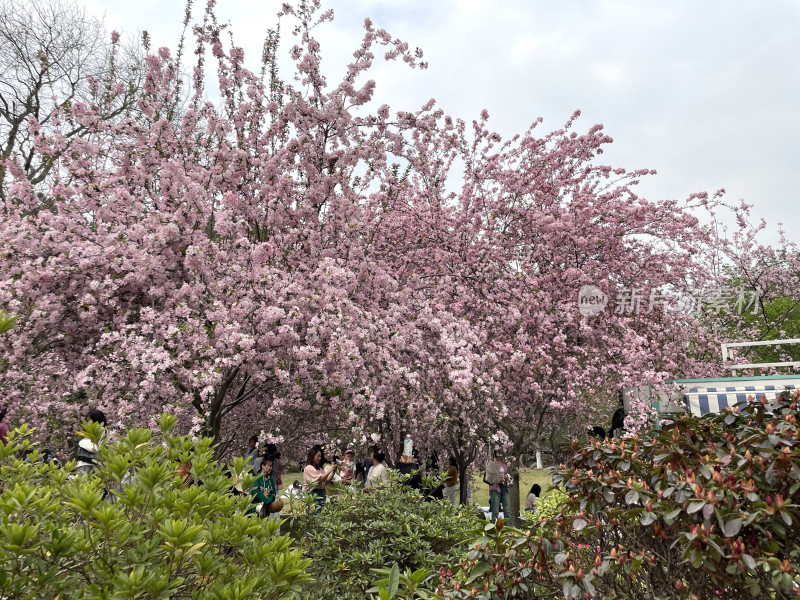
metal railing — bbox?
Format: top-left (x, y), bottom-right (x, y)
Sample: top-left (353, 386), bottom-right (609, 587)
top-left (721, 338), bottom-right (800, 376)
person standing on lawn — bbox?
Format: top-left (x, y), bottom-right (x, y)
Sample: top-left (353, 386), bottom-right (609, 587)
top-left (341, 448), bottom-right (356, 484)
top-left (488, 454), bottom-right (512, 522)
top-left (363, 444), bottom-right (378, 481)
top-left (443, 456), bottom-right (459, 506)
top-left (76, 408), bottom-right (108, 474)
top-left (0, 405), bottom-right (8, 445)
top-left (303, 444), bottom-right (338, 512)
top-left (322, 446), bottom-right (342, 484)
top-left (264, 444), bottom-right (282, 490)
top-left (245, 436), bottom-right (259, 470)
top-left (354, 462), bottom-right (366, 487)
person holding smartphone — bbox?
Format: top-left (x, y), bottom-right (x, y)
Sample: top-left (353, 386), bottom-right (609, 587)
top-left (303, 444), bottom-right (338, 512)
top-left (322, 446), bottom-right (343, 484)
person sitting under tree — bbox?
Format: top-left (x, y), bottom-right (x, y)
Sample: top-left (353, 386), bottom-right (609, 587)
top-left (525, 483), bottom-right (541, 513)
top-left (250, 457), bottom-right (277, 518)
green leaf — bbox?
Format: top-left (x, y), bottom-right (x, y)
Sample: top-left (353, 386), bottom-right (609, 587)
top-left (702, 503), bottom-right (715, 520)
top-left (664, 508), bottom-right (682, 523)
top-left (388, 563), bottom-right (399, 598)
top-left (687, 501), bottom-right (706, 514)
top-left (722, 518), bottom-right (742, 538)
top-left (771, 521), bottom-right (786, 536)
top-left (583, 576), bottom-right (596, 596)
top-left (689, 548), bottom-right (703, 569)
top-left (0, 413), bottom-right (313, 599)
top-left (640, 512), bottom-right (656, 526)
top-left (464, 562), bottom-right (492, 583)
top-left (624, 490), bottom-right (639, 505)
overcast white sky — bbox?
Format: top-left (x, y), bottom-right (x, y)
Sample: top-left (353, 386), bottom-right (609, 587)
top-left (84, 0), bottom-right (800, 244)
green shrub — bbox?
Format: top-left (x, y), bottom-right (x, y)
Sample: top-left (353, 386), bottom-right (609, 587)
top-left (291, 473), bottom-right (481, 600)
top-left (517, 486), bottom-right (568, 529)
top-left (0, 415), bottom-right (310, 599)
top-left (548, 390), bottom-right (800, 599)
top-left (432, 519), bottom-right (563, 599)
top-left (428, 390), bottom-right (800, 599)
top-left (535, 487), bottom-right (568, 521)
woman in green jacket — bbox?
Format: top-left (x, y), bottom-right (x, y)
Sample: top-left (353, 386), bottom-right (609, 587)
top-left (250, 457), bottom-right (277, 517)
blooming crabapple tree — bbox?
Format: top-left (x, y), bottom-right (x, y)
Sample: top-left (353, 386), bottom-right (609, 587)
top-left (0, 0), bottom-right (488, 455)
top-left (377, 308), bottom-right (502, 503)
top-left (0, 0), bottom-right (737, 478)
top-left (378, 107), bottom-right (726, 524)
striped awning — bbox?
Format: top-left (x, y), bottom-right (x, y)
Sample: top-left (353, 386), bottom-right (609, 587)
top-left (685, 385), bottom-right (796, 417)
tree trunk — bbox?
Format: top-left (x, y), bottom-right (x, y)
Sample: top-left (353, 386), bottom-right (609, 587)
top-left (536, 449), bottom-right (543, 470)
top-left (458, 463), bottom-right (469, 505)
top-left (447, 426), bottom-right (478, 505)
top-left (509, 470), bottom-right (521, 527)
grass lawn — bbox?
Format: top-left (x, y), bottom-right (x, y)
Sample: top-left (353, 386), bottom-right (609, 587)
top-left (277, 466), bottom-right (557, 515)
top-left (469, 468), bottom-right (554, 508)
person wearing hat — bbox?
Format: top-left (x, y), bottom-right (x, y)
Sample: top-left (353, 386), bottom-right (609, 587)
top-left (341, 448), bottom-right (356, 484)
top-left (76, 408), bottom-right (108, 474)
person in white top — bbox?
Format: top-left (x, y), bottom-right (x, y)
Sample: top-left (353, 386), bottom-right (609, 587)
top-left (525, 483), bottom-right (541, 513)
top-left (364, 450), bottom-right (388, 490)
top-left (281, 480), bottom-right (302, 500)
top-left (76, 408), bottom-right (108, 474)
